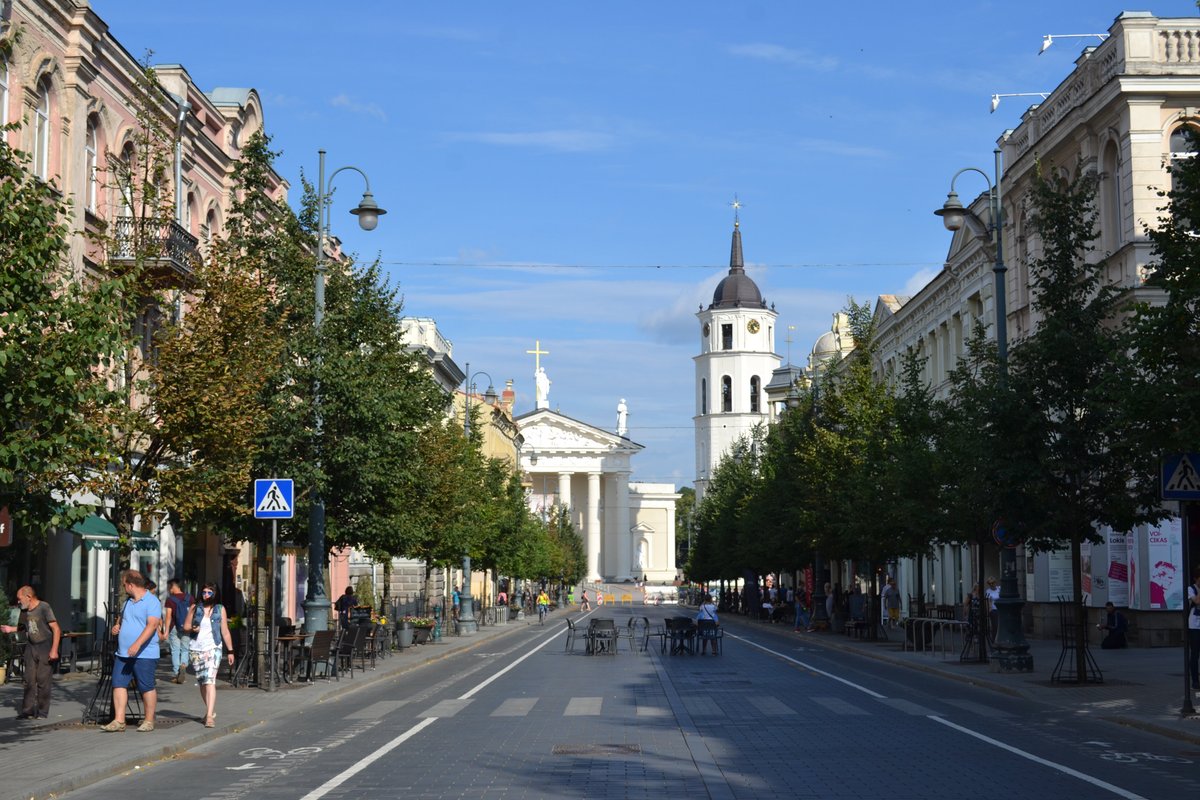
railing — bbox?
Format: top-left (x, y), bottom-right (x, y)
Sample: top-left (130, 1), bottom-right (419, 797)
top-left (107, 216), bottom-right (199, 280)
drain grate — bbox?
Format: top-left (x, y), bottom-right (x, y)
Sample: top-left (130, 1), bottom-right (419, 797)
top-left (552, 743), bottom-right (641, 756)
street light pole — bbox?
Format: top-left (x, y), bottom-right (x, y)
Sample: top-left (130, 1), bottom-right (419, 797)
top-left (304, 149), bottom-right (386, 634)
top-left (936, 148), bottom-right (1032, 672)
top-left (458, 365), bottom-right (497, 636)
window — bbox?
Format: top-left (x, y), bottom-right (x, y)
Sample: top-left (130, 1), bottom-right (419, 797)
top-left (750, 376), bottom-right (761, 413)
top-left (33, 84), bottom-right (50, 179)
top-left (1169, 125), bottom-right (1197, 193)
top-left (84, 118), bottom-right (98, 212)
top-left (721, 324), bottom-right (733, 350)
top-left (1102, 142), bottom-right (1121, 250)
top-left (721, 376), bottom-right (732, 413)
top-left (0, 59), bottom-right (8, 128)
top-left (700, 378), bottom-right (707, 415)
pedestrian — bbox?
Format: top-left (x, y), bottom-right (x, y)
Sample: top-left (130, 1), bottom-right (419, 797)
top-left (794, 588), bottom-right (810, 632)
top-left (1097, 601), bottom-right (1128, 649)
top-left (580, 589), bottom-right (591, 611)
top-left (885, 578), bottom-right (902, 629)
top-left (102, 570), bottom-right (162, 732)
top-left (696, 594), bottom-right (720, 654)
top-left (334, 586), bottom-right (357, 629)
top-left (497, 588), bottom-right (508, 607)
top-left (824, 582), bottom-right (834, 621)
top-left (185, 582), bottom-right (235, 727)
top-left (451, 585), bottom-right (461, 621)
top-left (1187, 568), bottom-right (1200, 690)
top-left (1, 585), bottom-right (61, 719)
top-left (161, 578), bottom-right (193, 684)
top-left (984, 577), bottom-right (1000, 644)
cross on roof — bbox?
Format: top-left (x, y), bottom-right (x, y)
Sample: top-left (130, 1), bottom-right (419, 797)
top-left (526, 339), bottom-right (550, 371)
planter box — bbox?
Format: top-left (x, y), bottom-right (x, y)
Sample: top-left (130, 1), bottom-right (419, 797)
top-left (412, 627), bottom-right (432, 645)
top-left (396, 625), bottom-right (414, 649)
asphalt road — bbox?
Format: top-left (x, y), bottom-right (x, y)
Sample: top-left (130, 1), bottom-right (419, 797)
top-left (65, 612), bottom-right (1200, 800)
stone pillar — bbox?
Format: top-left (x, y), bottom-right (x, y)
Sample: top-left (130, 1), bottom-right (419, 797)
top-left (558, 472), bottom-right (572, 511)
top-left (587, 472), bottom-right (602, 580)
top-left (615, 472), bottom-right (632, 581)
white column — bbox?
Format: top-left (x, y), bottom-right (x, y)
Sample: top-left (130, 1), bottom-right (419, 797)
top-left (615, 471), bottom-right (632, 580)
top-left (558, 472), bottom-right (572, 511)
top-left (586, 472), bottom-right (602, 580)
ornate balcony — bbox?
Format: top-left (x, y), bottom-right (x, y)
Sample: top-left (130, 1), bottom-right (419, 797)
top-left (107, 216), bottom-right (199, 284)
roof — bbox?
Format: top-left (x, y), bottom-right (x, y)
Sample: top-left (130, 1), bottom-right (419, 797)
top-left (709, 223), bottom-right (765, 309)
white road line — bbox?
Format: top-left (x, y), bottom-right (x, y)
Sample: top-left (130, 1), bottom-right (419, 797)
top-left (730, 633), bottom-right (887, 698)
top-left (929, 716), bottom-right (1149, 800)
top-left (300, 626), bottom-right (563, 800)
top-left (298, 716), bottom-right (437, 800)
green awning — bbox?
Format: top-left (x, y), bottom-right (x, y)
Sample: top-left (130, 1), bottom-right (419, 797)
top-left (71, 515), bottom-right (158, 551)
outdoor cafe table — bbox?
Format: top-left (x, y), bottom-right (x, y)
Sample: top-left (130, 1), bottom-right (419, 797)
top-left (60, 631), bottom-right (93, 673)
top-left (275, 634), bottom-right (306, 683)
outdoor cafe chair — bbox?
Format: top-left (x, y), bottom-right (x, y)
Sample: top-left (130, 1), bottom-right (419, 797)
top-left (300, 630), bottom-right (336, 681)
top-left (696, 619), bottom-right (723, 655)
top-left (587, 619), bottom-right (618, 655)
top-left (565, 618), bottom-right (581, 653)
top-left (353, 625), bottom-right (376, 671)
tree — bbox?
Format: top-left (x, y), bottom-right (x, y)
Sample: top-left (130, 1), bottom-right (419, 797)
top-left (674, 486), bottom-right (695, 571)
top-left (0, 130), bottom-right (126, 537)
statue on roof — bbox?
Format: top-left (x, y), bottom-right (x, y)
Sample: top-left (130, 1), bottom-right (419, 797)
top-left (535, 367), bottom-right (551, 410)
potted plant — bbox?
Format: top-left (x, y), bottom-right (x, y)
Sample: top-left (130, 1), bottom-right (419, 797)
top-left (404, 615), bottom-right (434, 644)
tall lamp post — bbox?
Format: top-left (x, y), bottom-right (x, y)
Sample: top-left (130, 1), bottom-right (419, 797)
top-left (790, 375), bottom-right (829, 631)
top-left (935, 148), bottom-right (1032, 672)
top-left (459, 365), bottom-right (498, 635)
top-left (304, 150), bottom-right (386, 634)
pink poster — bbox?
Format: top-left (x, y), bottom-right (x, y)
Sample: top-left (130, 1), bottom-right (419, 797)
top-left (1126, 532), bottom-right (1141, 610)
top-left (1106, 529), bottom-right (1128, 607)
top-left (1147, 518), bottom-right (1184, 610)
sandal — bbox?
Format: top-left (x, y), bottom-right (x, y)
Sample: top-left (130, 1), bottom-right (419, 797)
top-left (204, 716), bottom-right (214, 728)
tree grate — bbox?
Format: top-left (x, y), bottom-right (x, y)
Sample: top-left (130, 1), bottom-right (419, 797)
top-left (552, 743), bottom-right (641, 756)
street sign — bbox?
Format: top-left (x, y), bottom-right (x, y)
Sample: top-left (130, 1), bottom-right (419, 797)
top-left (253, 479), bottom-right (294, 519)
top-left (0, 505), bottom-right (11, 547)
top-left (1161, 453), bottom-right (1200, 500)
top-left (992, 519), bottom-right (1018, 548)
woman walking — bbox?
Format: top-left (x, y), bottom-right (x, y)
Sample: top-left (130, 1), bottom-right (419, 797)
top-left (185, 582), bottom-right (235, 727)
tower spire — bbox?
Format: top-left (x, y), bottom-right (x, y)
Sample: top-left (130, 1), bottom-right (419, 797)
top-left (729, 194), bottom-right (744, 274)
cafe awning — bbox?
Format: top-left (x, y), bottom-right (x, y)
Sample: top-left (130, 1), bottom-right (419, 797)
top-left (71, 515), bottom-right (158, 551)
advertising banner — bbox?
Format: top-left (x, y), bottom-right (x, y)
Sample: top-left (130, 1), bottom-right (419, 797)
top-left (1127, 530), bottom-right (1142, 609)
top-left (1047, 549), bottom-right (1074, 600)
top-left (1147, 517), bottom-right (1184, 610)
top-left (1080, 540), bottom-right (1093, 606)
top-left (1106, 529), bottom-right (1129, 607)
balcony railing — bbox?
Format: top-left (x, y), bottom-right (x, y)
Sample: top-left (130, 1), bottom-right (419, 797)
top-left (108, 216), bottom-right (199, 283)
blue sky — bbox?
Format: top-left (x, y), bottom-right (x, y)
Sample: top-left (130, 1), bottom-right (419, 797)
top-left (99, 1), bottom-right (1200, 488)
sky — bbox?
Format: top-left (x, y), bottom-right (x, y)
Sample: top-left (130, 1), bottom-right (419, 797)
top-left (95, 1), bottom-right (1200, 488)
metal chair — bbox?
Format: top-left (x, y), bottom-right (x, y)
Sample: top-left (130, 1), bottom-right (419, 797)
top-left (300, 630), bottom-right (336, 681)
top-left (588, 619), bottom-right (618, 655)
top-left (565, 618), bottom-right (581, 652)
top-left (696, 620), bottom-right (723, 655)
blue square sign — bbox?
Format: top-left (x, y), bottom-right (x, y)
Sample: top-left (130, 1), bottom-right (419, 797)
top-left (1161, 454), bottom-right (1200, 500)
top-left (254, 479), bottom-right (294, 519)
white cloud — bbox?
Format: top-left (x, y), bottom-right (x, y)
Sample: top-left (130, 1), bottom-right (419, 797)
top-left (330, 94), bottom-right (387, 121)
top-left (445, 129), bottom-right (616, 153)
top-left (727, 43), bottom-right (838, 71)
top-left (902, 267), bottom-right (941, 296)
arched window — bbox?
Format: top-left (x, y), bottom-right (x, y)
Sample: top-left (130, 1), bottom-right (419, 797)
top-left (1101, 141), bottom-right (1122, 252)
top-left (119, 142), bottom-right (135, 215)
top-left (84, 118), bottom-right (98, 212)
top-left (1170, 125), bottom-right (1197, 193)
top-left (750, 375), bottom-right (761, 413)
top-left (721, 375), bottom-right (732, 413)
top-left (33, 83), bottom-right (50, 179)
top-left (700, 378), bottom-right (707, 415)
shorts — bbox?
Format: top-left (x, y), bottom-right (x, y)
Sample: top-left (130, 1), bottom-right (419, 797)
top-left (888, 608), bottom-right (900, 622)
top-left (112, 655), bottom-right (156, 690)
top-left (189, 647), bottom-right (223, 685)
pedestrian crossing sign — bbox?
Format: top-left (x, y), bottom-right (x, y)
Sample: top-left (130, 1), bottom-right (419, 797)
top-left (1161, 453), bottom-right (1200, 500)
top-left (254, 478), bottom-right (294, 519)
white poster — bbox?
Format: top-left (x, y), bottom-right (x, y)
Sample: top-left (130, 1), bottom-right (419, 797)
top-left (1047, 549), bottom-right (1074, 600)
top-left (1106, 529), bottom-right (1129, 607)
top-left (1080, 540), bottom-right (1093, 606)
top-left (1148, 517), bottom-right (1184, 610)
top-left (1127, 531), bottom-right (1142, 609)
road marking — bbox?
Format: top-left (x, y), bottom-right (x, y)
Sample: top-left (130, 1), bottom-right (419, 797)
top-left (943, 698), bottom-right (1015, 718)
top-left (730, 633), bottom-right (886, 698)
top-left (636, 704), bottom-right (670, 717)
top-left (811, 696), bottom-right (870, 716)
top-left (746, 695), bottom-right (795, 716)
top-left (419, 698), bottom-right (471, 718)
top-left (878, 697), bottom-right (937, 716)
top-left (929, 716), bottom-right (1149, 800)
top-left (565, 696), bottom-right (603, 716)
top-left (492, 697), bottom-right (538, 716)
top-left (682, 696), bottom-right (723, 716)
top-left (346, 700), bottom-right (406, 719)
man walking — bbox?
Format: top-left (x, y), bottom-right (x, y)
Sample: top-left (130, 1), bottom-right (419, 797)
top-left (1, 585), bottom-right (61, 719)
top-left (161, 579), bottom-right (193, 683)
top-left (102, 570), bottom-right (162, 732)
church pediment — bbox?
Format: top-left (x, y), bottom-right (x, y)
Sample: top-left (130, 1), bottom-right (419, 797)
top-left (517, 409), bottom-right (643, 454)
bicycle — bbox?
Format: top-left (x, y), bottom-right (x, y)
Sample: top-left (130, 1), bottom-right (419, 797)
top-left (537, 603), bottom-right (548, 625)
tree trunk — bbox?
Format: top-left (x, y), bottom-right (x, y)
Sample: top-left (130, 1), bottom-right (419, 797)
top-left (1071, 534), bottom-right (1087, 683)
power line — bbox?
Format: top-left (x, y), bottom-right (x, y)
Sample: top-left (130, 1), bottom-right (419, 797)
top-left (380, 259), bottom-right (938, 271)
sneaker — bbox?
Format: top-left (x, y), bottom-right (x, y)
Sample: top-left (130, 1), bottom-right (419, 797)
top-left (174, 668), bottom-right (186, 684)
top-left (99, 720), bottom-right (126, 732)
top-left (136, 720), bottom-right (155, 732)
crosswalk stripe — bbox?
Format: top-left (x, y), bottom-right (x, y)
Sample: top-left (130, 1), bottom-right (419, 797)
top-left (491, 698), bottom-right (538, 717)
top-left (346, 700), bottom-right (406, 719)
top-left (636, 705), bottom-right (671, 717)
top-left (878, 698), bottom-right (937, 716)
top-left (682, 697), bottom-right (724, 717)
top-left (747, 695), bottom-right (796, 716)
top-left (811, 696), bottom-right (870, 716)
top-left (564, 697), bottom-right (603, 716)
top-left (419, 699), bottom-right (471, 718)
top-left (942, 699), bottom-right (1016, 718)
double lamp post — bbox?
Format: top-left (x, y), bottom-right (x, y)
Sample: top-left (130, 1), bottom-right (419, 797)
top-left (458, 365), bottom-right (498, 636)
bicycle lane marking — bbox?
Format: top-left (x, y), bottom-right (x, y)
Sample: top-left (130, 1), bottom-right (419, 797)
top-left (298, 625), bottom-right (563, 800)
top-left (929, 717), bottom-right (1149, 800)
top-left (730, 631), bottom-right (1150, 800)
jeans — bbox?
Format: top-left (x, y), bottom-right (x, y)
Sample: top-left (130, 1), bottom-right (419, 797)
top-left (794, 606), bottom-right (810, 630)
top-left (1188, 628), bottom-right (1200, 688)
top-left (168, 627), bottom-right (191, 674)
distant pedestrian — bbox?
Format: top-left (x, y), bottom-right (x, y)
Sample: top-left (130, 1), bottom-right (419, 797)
top-left (580, 589), bottom-right (591, 611)
top-left (794, 589), bottom-right (810, 632)
top-left (984, 578), bottom-right (1000, 644)
top-left (334, 586), bottom-right (357, 629)
top-left (185, 582), bottom-right (235, 727)
top-left (1097, 602), bottom-right (1128, 649)
top-left (162, 579), bottom-right (193, 684)
top-left (696, 594), bottom-right (720, 655)
top-left (1, 585), bottom-right (61, 719)
top-left (452, 586), bottom-right (461, 620)
top-left (824, 582), bottom-right (834, 621)
top-left (102, 570), bottom-right (161, 732)
top-left (497, 589), bottom-right (508, 607)
top-left (1187, 569), bottom-right (1200, 690)
top-left (885, 578), bottom-right (901, 628)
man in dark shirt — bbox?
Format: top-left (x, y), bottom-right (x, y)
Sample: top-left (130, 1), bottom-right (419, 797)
top-left (1098, 601), bottom-right (1128, 649)
top-left (334, 586), bottom-right (357, 629)
top-left (1, 585), bottom-right (61, 719)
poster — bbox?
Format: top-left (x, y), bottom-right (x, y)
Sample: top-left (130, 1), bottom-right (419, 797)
top-left (1047, 549), bottom-right (1074, 600)
top-left (1080, 539), bottom-right (1093, 606)
top-left (1106, 529), bottom-right (1129, 607)
top-left (1127, 529), bottom-right (1142, 610)
top-left (1147, 517), bottom-right (1184, 610)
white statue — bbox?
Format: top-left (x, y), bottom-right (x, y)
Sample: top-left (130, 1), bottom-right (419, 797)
top-left (535, 367), bottom-right (551, 409)
top-left (616, 398), bottom-right (628, 436)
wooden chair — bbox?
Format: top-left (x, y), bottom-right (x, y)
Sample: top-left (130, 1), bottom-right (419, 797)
top-left (300, 630), bottom-right (336, 681)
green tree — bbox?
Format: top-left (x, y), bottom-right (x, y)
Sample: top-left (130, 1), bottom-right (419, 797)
top-left (674, 486), bottom-right (695, 571)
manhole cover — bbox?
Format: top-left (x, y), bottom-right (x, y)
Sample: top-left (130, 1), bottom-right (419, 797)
top-left (553, 743), bottom-right (641, 756)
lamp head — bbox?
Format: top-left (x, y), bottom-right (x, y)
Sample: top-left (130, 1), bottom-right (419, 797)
top-left (990, 94), bottom-right (1001, 113)
top-left (484, 384), bottom-right (498, 405)
top-left (934, 191), bottom-right (966, 232)
top-left (350, 191), bottom-right (386, 231)
top-left (529, 449), bottom-right (538, 466)
top-left (1039, 35), bottom-right (1053, 54)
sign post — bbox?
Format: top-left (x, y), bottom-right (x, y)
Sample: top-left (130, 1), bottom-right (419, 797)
top-left (1161, 455), bottom-right (1199, 716)
top-left (254, 479), bottom-right (293, 692)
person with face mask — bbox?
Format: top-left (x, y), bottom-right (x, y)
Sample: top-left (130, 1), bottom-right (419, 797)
top-left (1, 585), bottom-right (61, 719)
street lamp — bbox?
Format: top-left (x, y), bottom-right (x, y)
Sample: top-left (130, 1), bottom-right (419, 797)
top-left (790, 373), bottom-right (829, 632)
top-left (935, 149), bottom-right (1032, 672)
top-left (457, 364), bottom-right (497, 636)
top-left (304, 150), bottom-right (386, 634)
